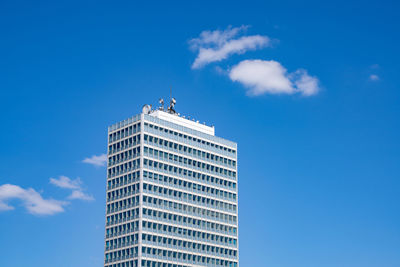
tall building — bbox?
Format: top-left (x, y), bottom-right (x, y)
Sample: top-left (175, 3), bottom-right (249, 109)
top-left (104, 100), bottom-right (239, 267)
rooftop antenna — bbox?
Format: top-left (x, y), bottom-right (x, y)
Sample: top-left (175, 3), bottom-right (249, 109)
top-left (167, 85), bottom-right (177, 114)
top-left (168, 97), bottom-right (176, 114)
top-left (159, 98), bottom-right (164, 110)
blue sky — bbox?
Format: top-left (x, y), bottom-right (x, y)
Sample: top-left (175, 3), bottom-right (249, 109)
top-left (0, 0), bottom-right (399, 266)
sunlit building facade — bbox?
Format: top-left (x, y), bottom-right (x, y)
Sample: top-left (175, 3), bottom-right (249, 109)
top-left (104, 102), bottom-right (239, 267)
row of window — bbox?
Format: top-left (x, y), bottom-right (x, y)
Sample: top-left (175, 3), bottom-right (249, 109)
top-left (105, 260), bottom-right (138, 267)
top-left (105, 252), bottom-right (237, 267)
top-left (109, 123), bottom-right (140, 143)
top-left (107, 208), bottom-right (140, 226)
top-left (144, 158), bottom-right (236, 181)
top-left (108, 159), bottom-right (140, 178)
top-left (144, 146), bottom-right (236, 179)
top-left (107, 182), bottom-right (140, 203)
top-left (143, 195), bottom-right (237, 225)
top-left (142, 246), bottom-right (238, 266)
top-left (107, 171), bottom-right (140, 190)
top-left (143, 208), bottom-right (236, 236)
top-left (109, 147), bottom-right (141, 167)
top-left (145, 200), bottom-right (236, 229)
top-left (143, 220), bottom-right (237, 248)
top-left (105, 209), bottom-right (237, 241)
top-left (105, 247), bottom-right (138, 264)
top-left (143, 183), bottom-right (236, 214)
top-left (107, 158), bottom-right (237, 194)
top-left (144, 166), bottom-right (236, 192)
top-left (141, 260), bottom-right (186, 267)
top-left (142, 233), bottom-right (237, 259)
top-left (109, 134), bottom-right (141, 155)
top-left (107, 196), bottom-right (140, 215)
top-left (106, 220), bottom-right (139, 239)
top-left (106, 233), bottom-right (139, 251)
top-left (104, 220), bottom-right (237, 262)
top-left (144, 171), bottom-right (236, 202)
top-left (144, 134), bottom-right (236, 167)
top-left (144, 122), bottom-right (236, 156)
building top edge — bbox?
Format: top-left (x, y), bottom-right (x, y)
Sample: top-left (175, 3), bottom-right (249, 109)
top-left (149, 110), bottom-right (215, 136)
top-left (108, 114), bottom-right (141, 132)
top-left (108, 112), bottom-right (236, 149)
top-left (143, 113), bottom-right (236, 149)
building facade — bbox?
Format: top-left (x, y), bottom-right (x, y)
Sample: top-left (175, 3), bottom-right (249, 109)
top-left (104, 104), bottom-right (238, 267)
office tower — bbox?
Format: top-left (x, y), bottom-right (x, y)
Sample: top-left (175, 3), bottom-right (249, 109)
top-left (104, 100), bottom-right (239, 267)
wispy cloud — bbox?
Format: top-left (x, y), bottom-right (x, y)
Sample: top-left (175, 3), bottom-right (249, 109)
top-left (189, 26), bottom-right (270, 69)
top-left (369, 74), bottom-right (379, 81)
top-left (50, 176), bottom-right (94, 201)
top-left (82, 154), bottom-right (107, 167)
top-left (0, 184), bottom-right (66, 215)
top-left (68, 190), bottom-right (94, 201)
top-left (229, 59), bottom-right (320, 96)
top-left (50, 176), bottom-right (81, 189)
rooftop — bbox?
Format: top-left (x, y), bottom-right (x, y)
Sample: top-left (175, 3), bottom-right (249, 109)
top-left (149, 110), bottom-right (215, 136)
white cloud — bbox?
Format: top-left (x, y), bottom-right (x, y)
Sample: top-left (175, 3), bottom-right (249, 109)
top-left (229, 59), bottom-right (320, 96)
top-left (0, 201), bottom-right (14, 211)
top-left (68, 190), bottom-right (94, 201)
top-left (369, 74), bottom-right (379, 81)
top-left (291, 69), bottom-right (320, 96)
top-left (229, 60), bottom-right (292, 95)
top-left (189, 25), bottom-right (248, 49)
top-left (189, 26), bottom-right (270, 69)
top-left (0, 184), bottom-right (66, 215)
top-left (50, 176), bottom-right (94, 202)
top-left (50, 176), bottom-right (81, 189)
top-left (82, 154), bottom-right (107, 167)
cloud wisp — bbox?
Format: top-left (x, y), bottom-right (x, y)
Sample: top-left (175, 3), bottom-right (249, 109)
top-left (82, 154), bottom-right (107, 167)
top-left (49, 175), bottom-right (81, 190)
top-left (68, 190), bottom-right (94, 201)
top-left (50, 176), bottom-right (94, 201)
top-left (229, 59), bottom-right (320, 96)
top-left (369, 74), bottom-right (379, 81)
top-left (0, 184), bottom-right (66, 215)
top-left (189, 26), bottom-right (270, 69)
